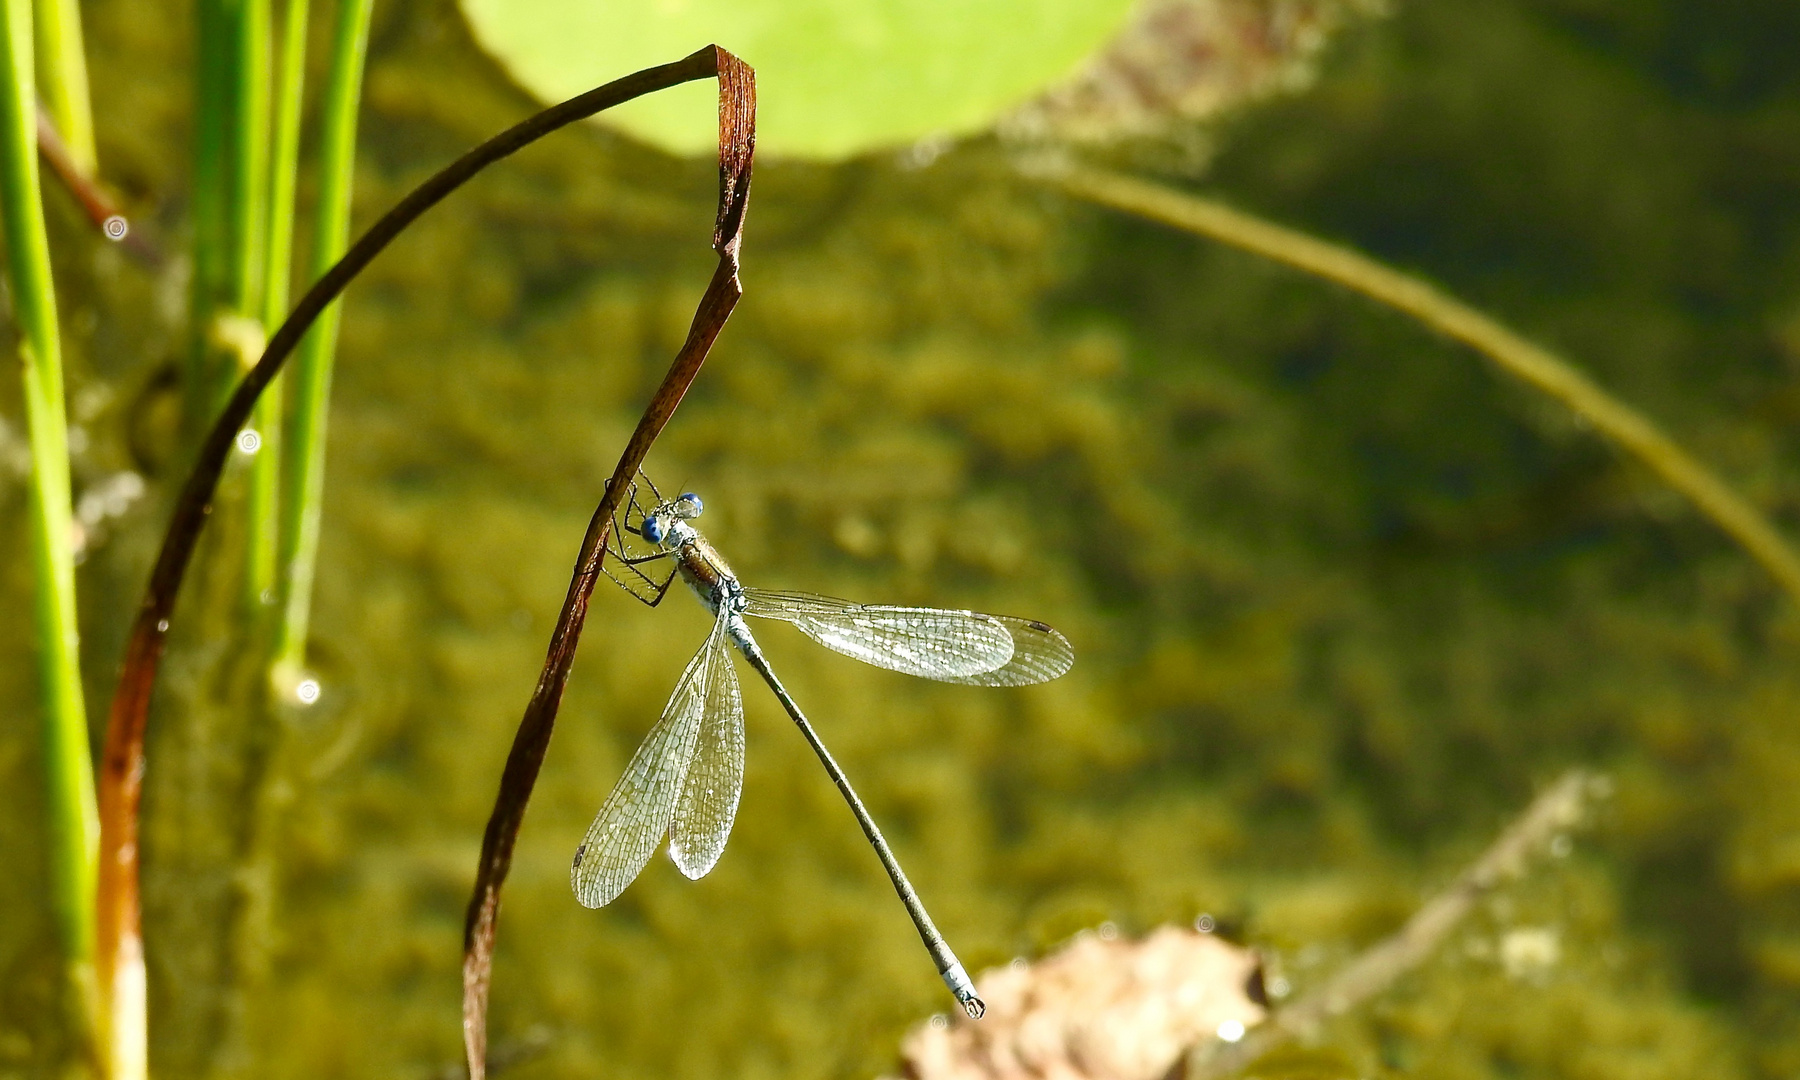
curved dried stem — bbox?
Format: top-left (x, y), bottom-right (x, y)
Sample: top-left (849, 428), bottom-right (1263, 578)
top-left (1044, 163), bottom-right (1800, 608)
top-left (460, 50), bottom-right (756, 1080)
top-left (95, 47), bottom-right (734, 1080)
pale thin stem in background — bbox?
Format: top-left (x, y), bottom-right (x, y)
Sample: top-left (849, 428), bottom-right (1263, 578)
top-left (1187, 771), bottom-right (1596, 1079)
top-left (1048, 164), bottom-right (1800, 607)
top-left (273, 0), bottom-right (372, 679)
top-left (3, 0), bottom-right (100, 1062)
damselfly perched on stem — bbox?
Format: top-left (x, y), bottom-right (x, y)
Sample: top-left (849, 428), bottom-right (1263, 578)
top-left (574, 475), bottom-right (1074, 1018)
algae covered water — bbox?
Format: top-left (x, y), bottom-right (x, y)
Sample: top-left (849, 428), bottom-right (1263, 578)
top-left (4, 0), bottom-right (1800, 1076)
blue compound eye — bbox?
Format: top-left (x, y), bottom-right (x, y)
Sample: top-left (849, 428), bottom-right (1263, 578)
top-left (677, 492), bottom-right (704, 517)
top-left (640, 515), bottom-right (666, 544)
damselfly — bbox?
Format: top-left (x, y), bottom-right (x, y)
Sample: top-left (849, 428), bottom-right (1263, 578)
top-left (573, 476), bottom-right (1073, 1018)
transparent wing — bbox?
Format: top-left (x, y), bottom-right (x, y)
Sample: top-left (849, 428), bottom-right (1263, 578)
top-left (741, 588), bottom-right (1014, 681)
top-left (938, 616), bottom-right (1073, 686)
top-left (667, 619), bottom-right (744, 880)
top-left (571, 620), bottom-right (722, 908)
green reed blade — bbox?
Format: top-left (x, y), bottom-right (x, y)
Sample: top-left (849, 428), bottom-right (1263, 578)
top-left (1, 0), bottom-right (98, 1036)
top-left (186, 0), bottom-right (230, 434)
top-left (275, 0), bottom-right (372, 676)
top-left (223, 0), bottom-right (281, 612)
top-left (188, 0), bottom-right (271, 430)
top-left (32, 0), bottom-right (94, 173)
top-left (246, 0), bottom-right (307, 617)
top-left (262, 0), bottom-right (307, 329)
top-left (228, 0), bottom-right (269, 321)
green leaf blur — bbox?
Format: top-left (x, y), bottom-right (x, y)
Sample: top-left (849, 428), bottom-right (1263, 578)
top-left (458, 0), bottom-right (1135, 158)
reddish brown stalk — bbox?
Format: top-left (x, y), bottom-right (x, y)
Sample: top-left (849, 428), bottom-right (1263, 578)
top-left (35, 105), bottom-right (159, 263)
top-left (461, 51), bottom-right (755, 1080)
top-left (94, 46), bottom-right (741, 1079)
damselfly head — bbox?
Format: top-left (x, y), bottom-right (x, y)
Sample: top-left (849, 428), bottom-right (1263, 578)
top-left (639, 492), bottom-right (702, 546)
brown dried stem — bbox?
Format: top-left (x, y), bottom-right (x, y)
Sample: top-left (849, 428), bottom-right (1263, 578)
top-left (1186, 770), bottom-right (1597, 1079)
top-left (459, 50), bottom-right (755, 1080)
top-left (35, 103), bottom-right (158, 262)
top-left (94, 46), bottom-right (738, 1080)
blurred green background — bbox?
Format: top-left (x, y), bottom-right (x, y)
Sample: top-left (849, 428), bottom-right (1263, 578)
top-left (5, 0), bottom-right (1800, 1076)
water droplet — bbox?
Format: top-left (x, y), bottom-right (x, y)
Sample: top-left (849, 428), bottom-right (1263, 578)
top-left (1195, 913), bottom-right (1216, 933)
top-left (295, 678), bottom-right (322, 705)
top-left (1217, 1019), bottom-right (1246, 1043)
top-left (1098, 921), bottom-right (1118, 940)
top-left (102, 215), bottom-right (128, 240)
top-left (155, 618), bottom-right (169, 633)
top-left (236, 429), bottom-right (261, 454)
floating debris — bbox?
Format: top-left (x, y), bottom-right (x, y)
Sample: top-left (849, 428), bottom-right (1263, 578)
top-left (892, 926), bottom-right (1264, 1080)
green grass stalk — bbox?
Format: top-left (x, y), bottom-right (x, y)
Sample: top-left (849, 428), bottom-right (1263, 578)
top-left (275, 0), bottom-right (373, 679)
top-left (227, 0), bottom-right (268, 318)
top-left (186, 0), bottom-right (231, 431)
top-left (227, 0), bottom-right (275, 609)
top-left (217, 0), bottom-right (307, 1052)
top-left (1048, 162), bottom-right (1800, 607)
top-left (1, 0), bottom-right (99, 1046)
top-left (262, 0), bottom-right (307, 336)
top-left (245, 0), bottom-right (307, 616)
top-left (32, 0), bottom-right (94, 173)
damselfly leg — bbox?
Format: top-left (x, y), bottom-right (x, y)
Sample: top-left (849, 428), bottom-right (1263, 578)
top-left (601, 476), bottom-right (679, 607)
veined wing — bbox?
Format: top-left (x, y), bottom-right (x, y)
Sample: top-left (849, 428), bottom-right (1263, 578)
top-left (667, 618), bottom-right (745, 880)
top-left (742, 588), bottom-right (1014, 681)
top-left (938, 616), bottom-right (1073, 686)
top-left (572, 618), bottom-right (725, 908)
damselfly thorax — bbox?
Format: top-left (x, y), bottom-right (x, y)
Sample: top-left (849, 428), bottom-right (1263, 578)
top-left (579, 473), bottom-right (1075, 1019)
top-left (659, 519), bottom-right (744, 617)
top-left (675, 533), bottom-right (738, 612)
